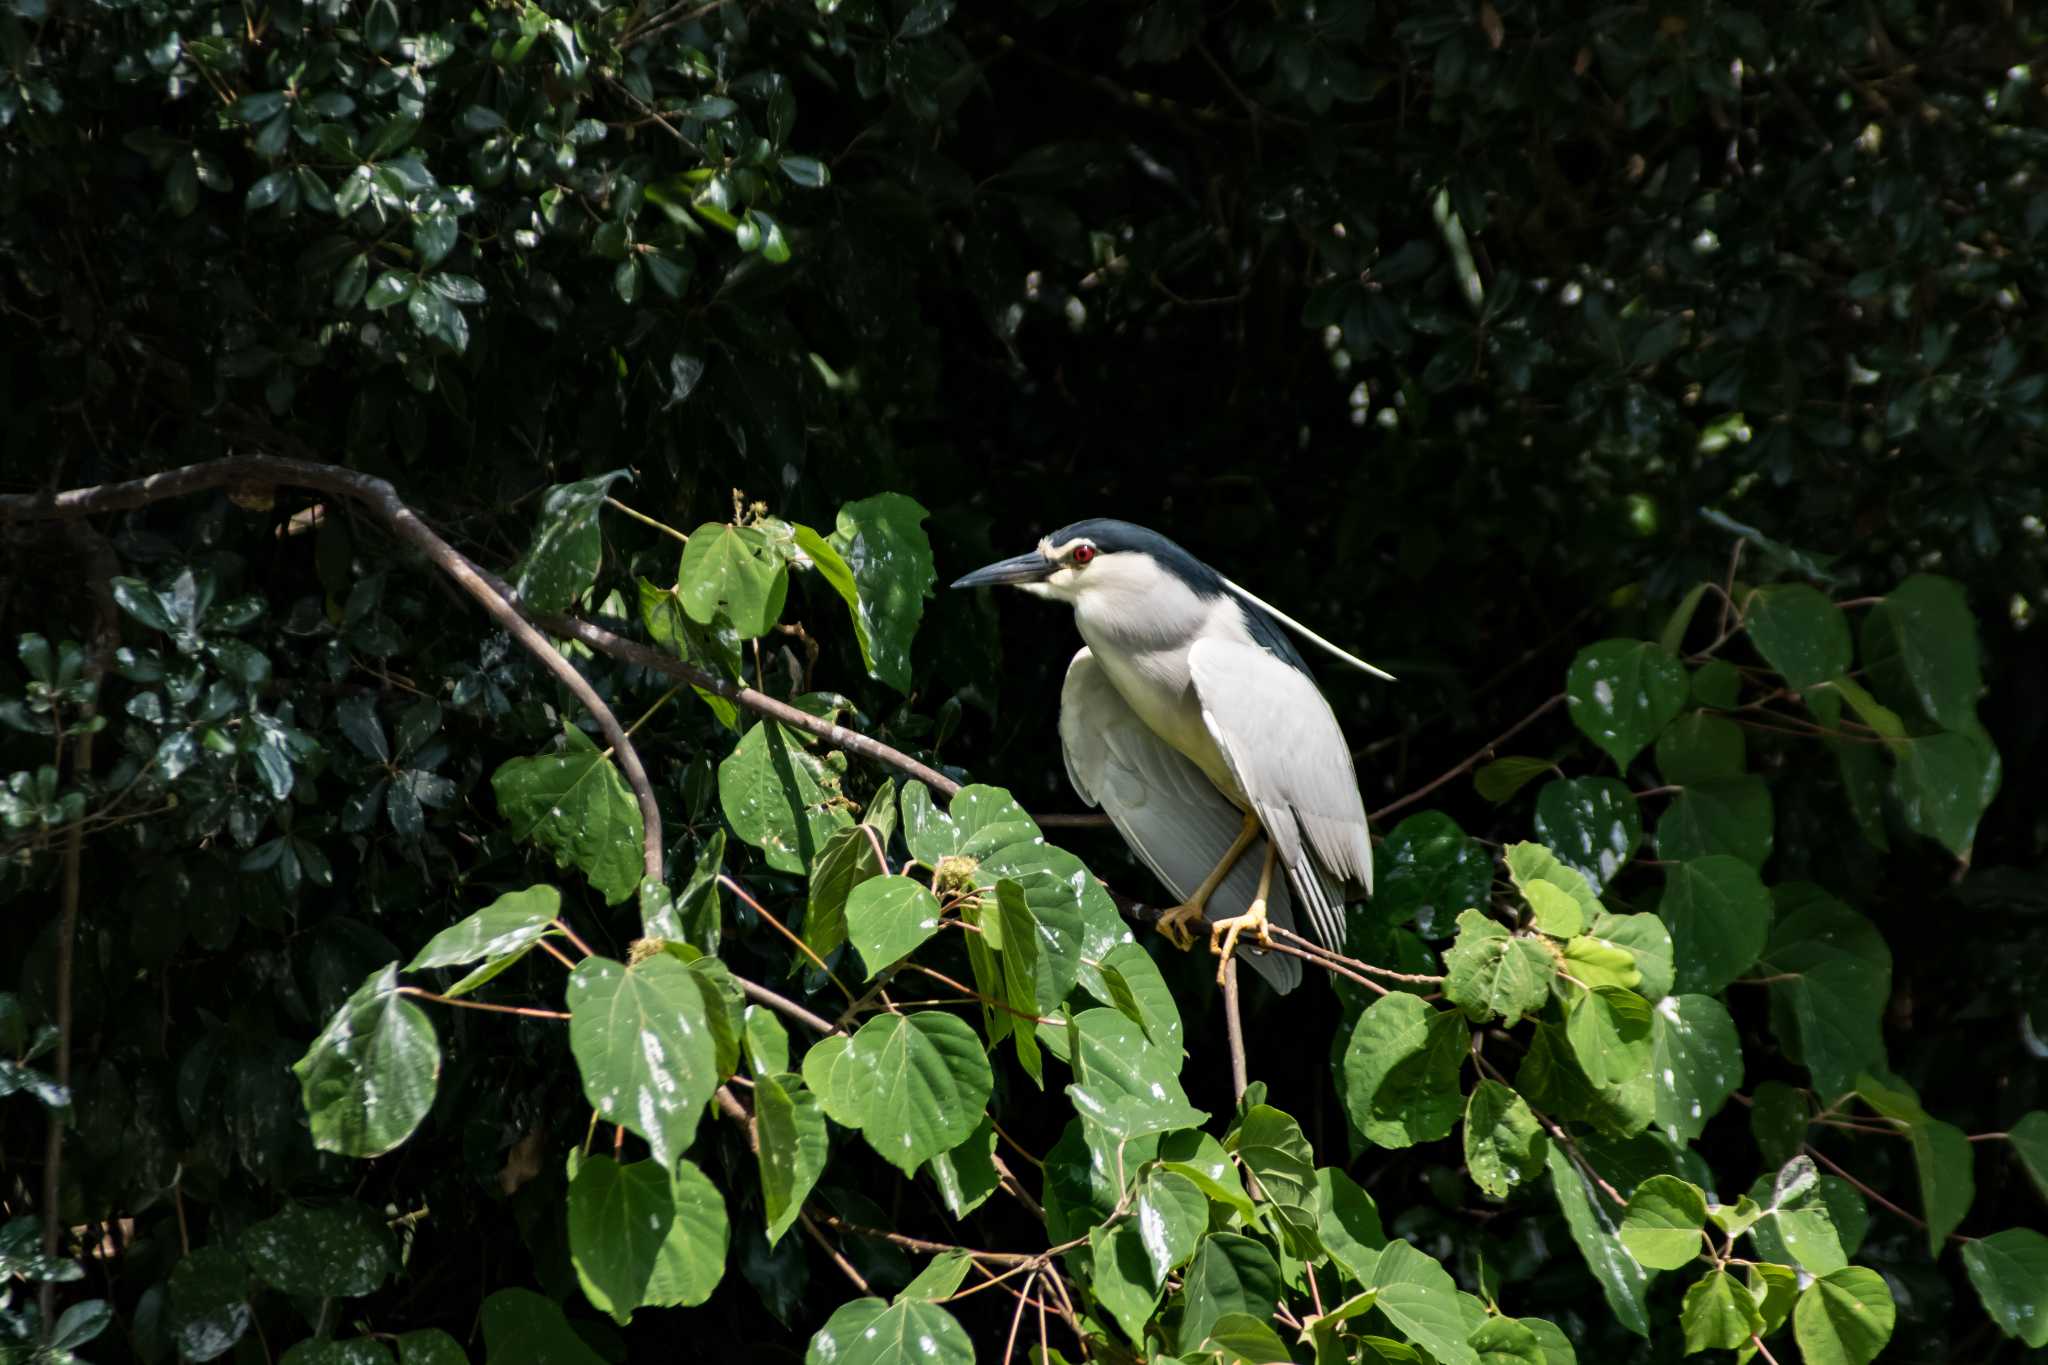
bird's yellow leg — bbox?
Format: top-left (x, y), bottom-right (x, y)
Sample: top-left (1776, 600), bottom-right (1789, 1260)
top-left (1210, 838), bottom-right (1279, 985)
top-left (1154, 811), bottom-right (1261, 951)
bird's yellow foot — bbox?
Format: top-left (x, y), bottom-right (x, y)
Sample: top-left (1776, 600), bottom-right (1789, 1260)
top-left (1208, 901), bottom-right (1274, 984)
top-left (1153, 901), bottom-right (1208, 951)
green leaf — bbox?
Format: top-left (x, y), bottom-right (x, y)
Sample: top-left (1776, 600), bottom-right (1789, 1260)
top-left (1375, 811), bottom-right (1493, 937)
top-left (278, 1339), bottom-right (393, 1365)
top-left (1442, 911), bottom-right (1553, 1026)
top-left (1370, 1240), bottom-right (1477, 1365)
top-left (1745, 584), bottom-right (1852, 691)
top-left (846, 1011), bottom-right (992, 1173)
top-left (168, 1248), bottom-right (252, 1363)
top-left (1583, 909), bottom-right (1674, 999)
top-left (717, 720), bottom-right (855, 874)
top-left (1962, 1228), bottom-right (2048, 1347)
top-left (1661, 581), bottom-right (1713, 655)
top-left (292, 964), bottom-right (440, 1157)
top-left (241, 1203), bottom-right (394, 1297)
top-left (1748, 1261), bottom-right (1800, 1339)
top-left (1649, 994), bottom-right (1742, 1144)
top-left (1655, 777), bottom-right (1773, 867)
top-left (1519, 1020), bottom-right (1653, 1138)
top-left (567, 1155), bottom-right (673, 1321)
top-left (1227, 1104), bottom-right (1320, 1259)
top-left (1793, 1267), bottom-right (1895, 1365)
top-left (1545, 1140), bottom-right (1654, 1336)
top-left (1084, 941), bottom-right (1183, 1057)
top-left (1088, 1220), bottom-right (1158, 1345)
top-left (565, 955), bottom-right (716, 1169)
top-left (803, 1296), bottom-right (972, 1365)
top-left (643, 1160), bottom-right (727, 1307)
top-left (1655, 713), bottom-right (1746, 785)
top-left (1750, 1082), bottom-right (1809, 1168)
top-left (1891, 726), bottom-right (2000, 857)
top-left (1906, 1115), bottom-right (1975, 1255)
top-left (1162, 1129), bottom-right (1256, 1219)
top-left (1681, 1268), bottom-right (1762, 1353)
top-left (1068, 1007), bottom-right (1205, 1139)
top-left (679, 524), bottom-right (788, 638)
top-left (754, 1072), bottom-right (826, 1247)
top-left (1758, 1164), bottom-right (1854, 1276)
top-left (1474, 756), bottom-right (1555, 804)
top-left (991, 878), bottom-right (1041, 1081)
top-left (898, 1249), bottom-right (974, 1304)
top-left (1658, 857), bottom-right (1770, 996)
top-left (826, 494), bottom-right (936, 693)
top-left (1132, 1167), bottom-right (1206, 1283)
top-left (1199, 1312), bottom-right (1293, 1362)
top-left (799, 1034), bottom-right (866, 1128)
top-left (1762, 889), bottom-right (1890, 1098)
top-left (492, 726), bottom-right (644, 905)
top-left (407, 885), bottom-right (559, 970)
top-left (1618, 1174), bottom-right (1707, 1270)
top-left (1178, 1233), bottom-right (1282, 1351)
top-left (1532, 778), bottom-right (1641, 893)
top-left (978, 841), bottom-right (1094, 1014)
top-left (743, 1006), bottom-right (788, 1078)
top-left (804, 825), bottom-right (883, 958)
top-left (1469, 1317), bottom-right (1545, 1365)
top-left (512, 471), bottom-right (629, 614)
top-left (1314, 1167), bottom-right (1387, 1283)
top-left (1463, 1079), bottom-right (1549, 1199)
top-left (2010, 1111), bottom-right (2048, 1202)
top-left (1342, 992), bottom-right (1466, 1148)
top-left (1566, 640), bottom-right (1689, 770)
top-left (1504, 842), bottom-right (1599, 936)
top-left (1566, 986), bottom-right (1653, 1089)
top-left (1860, 574), bottom-right (1981, 731)
top-left (1560, 935), bottom-right (1639, 991)
top-left (901, 781), bottom-right (1042, 863)
top-left (1693, 659), bottom-right (1742, 709)
top-left (479, 1289), bottom-right (605, 1365)
top-left (845, 877), bottom-right (945, 977)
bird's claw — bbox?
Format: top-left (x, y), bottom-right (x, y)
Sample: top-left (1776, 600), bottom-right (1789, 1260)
top-left (1153, 901), bottom-right (1207, 951)
top-left (1208, 902), bottom-right (1273, 985)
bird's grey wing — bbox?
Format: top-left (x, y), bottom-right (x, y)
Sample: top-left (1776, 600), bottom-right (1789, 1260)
top-left (1189, 637), bottom-right (1373, 951)
top-left (1061, 649), bottom-right (1302, 995)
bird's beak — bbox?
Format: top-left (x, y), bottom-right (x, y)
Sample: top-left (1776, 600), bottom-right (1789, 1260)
top-left (950, 550), bottom-right (1055, 590)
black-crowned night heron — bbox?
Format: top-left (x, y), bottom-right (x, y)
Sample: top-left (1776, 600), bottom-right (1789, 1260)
top-left (951, 519), bottom-right (1392, 995)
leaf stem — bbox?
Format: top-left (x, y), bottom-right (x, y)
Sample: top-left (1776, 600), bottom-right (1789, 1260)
top-left (603, 495), bottom-right (690, 543)
top-left (397, 987), bottom-right (571, 1020)
top-left (733, 976), bottom-right (839, 1035)
top-left (718, 873), bottom-right (856, 1002)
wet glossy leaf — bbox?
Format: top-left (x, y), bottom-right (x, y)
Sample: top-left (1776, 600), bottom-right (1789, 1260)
top-left (1650, 994), bottom-right (1742, 1144)
top-left (1762, 888), bottom-right (1890, 1098)
top-left (802, 1295), bottom-right (971, 1365)
top-left (1891, 727), bottom-right (2000, 857)
top-left (1314, 1166), bottom-right (1386, 1284)
top-left (492, 726), bottom-right (643, 905)
top-left (1961, 1228), bottom-right (2048, 1347)
top-left (1464, 1079), bottom-right (1548, 1199)
top-left (1654, 712), bottom-right (1746, 785)
top-left (1566, 640), bottom-right (1688, 770)
top-left (565, 955), bottom-right (716, 1169)
top-left (1089, 1219), bottom-right (1157, 1344)
top-left (1068, 1007), bottom-right (1204, 1140)
top-left (1545, 1140), bottom-right (1655, 1337)
top-left (292, 964), bottom-right (440, 1157)
top-left (1130, 1167), bottom-right (1204, 1283)
top-left (567, 1155), bottom-right (673, 1320)
top-left (1746, 584), bottom-right (1851, 691)
top-left (408, 885), bottom-right (558, 970)
top-left (510, 470), bottom-right (629, 614)
top-left (1618, 1174), bottom-right (1706, 1270)
top-left (1375, 810), bottom-right (1493, 936)
top-left (1659, 856), bottom-right (1770, 996)
top-left (168, 1248), bottom-right (252, 1363)
top-left (717, 720), bottom-right (854, 874)
top-left (241, 1202), bottom-right (394, 1297)
top-left (755, 1072), bottom-right (826, 1247)
top-left (927, 1113), bottom-right (999, 1218)
top-left (1227, 1104), bottom-right (1320, 1259)
top-left (395, 1331), bottom-right (466, 1365)
top-left (826, 494), bottom-right (935, 694)
top-left (1533, 778), bottom-right (1641, 893)
top-left (804, 824), bottom-right (883, 957)
top-left (1178, 1233), bottom-right (1282, 1350)
top-left (1860, 574), bottom-right (1981, 731)
top-left (643, 1159), bottom-right (727, 1307)
top-left (846, 1011), bottom-right (992, 1173)
top-left (845, 876), bottom-right (944, 977)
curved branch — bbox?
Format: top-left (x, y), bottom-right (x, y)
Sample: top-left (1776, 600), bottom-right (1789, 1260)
top-left (1, 456), bottom-right (666, 884)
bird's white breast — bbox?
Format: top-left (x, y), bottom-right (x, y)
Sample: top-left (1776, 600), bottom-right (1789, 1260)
top-left (1072, 578), bottom-right (1256, 805)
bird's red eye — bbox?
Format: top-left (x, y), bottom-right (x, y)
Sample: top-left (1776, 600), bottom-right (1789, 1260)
top-left (1071, 544), bottom-right (1096, 566)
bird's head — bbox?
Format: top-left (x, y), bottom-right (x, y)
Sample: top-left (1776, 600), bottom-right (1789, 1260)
top-left (948, 519), bottom-right (1200, 606)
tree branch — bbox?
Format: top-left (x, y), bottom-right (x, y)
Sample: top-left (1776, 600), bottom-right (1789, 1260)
top-left (1369, 692), bottom-right (1565, 825)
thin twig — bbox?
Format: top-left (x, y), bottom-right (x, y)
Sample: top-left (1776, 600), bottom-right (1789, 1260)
top-left (1803, 1143), bottom-right (1931, 1233)
top-left (551, 918), bottom-right (598, 959)
top-left (1269, 926), bottom-right (1445, 983)
top-left (1370, 693), bottom-right (1566, 824)
top-left (1222, 956), bottom-right (1249, 1102)
top-left (802, 1211), bottom-right (870, 1293)
top-left (603, 496), bottom-right (688, 544)
top-left (735, 976), bottom-right (839, 1035)
top-left (719, 874), bottom-right (855, 1001)
top-left (398, 987), bottom-right (571, 1021)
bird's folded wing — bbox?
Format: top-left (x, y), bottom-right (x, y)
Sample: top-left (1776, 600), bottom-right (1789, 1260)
top-left (1061, 649), bottom-right (1301, 995)
top-left (1189, 637), bottom-right (1374, 951)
